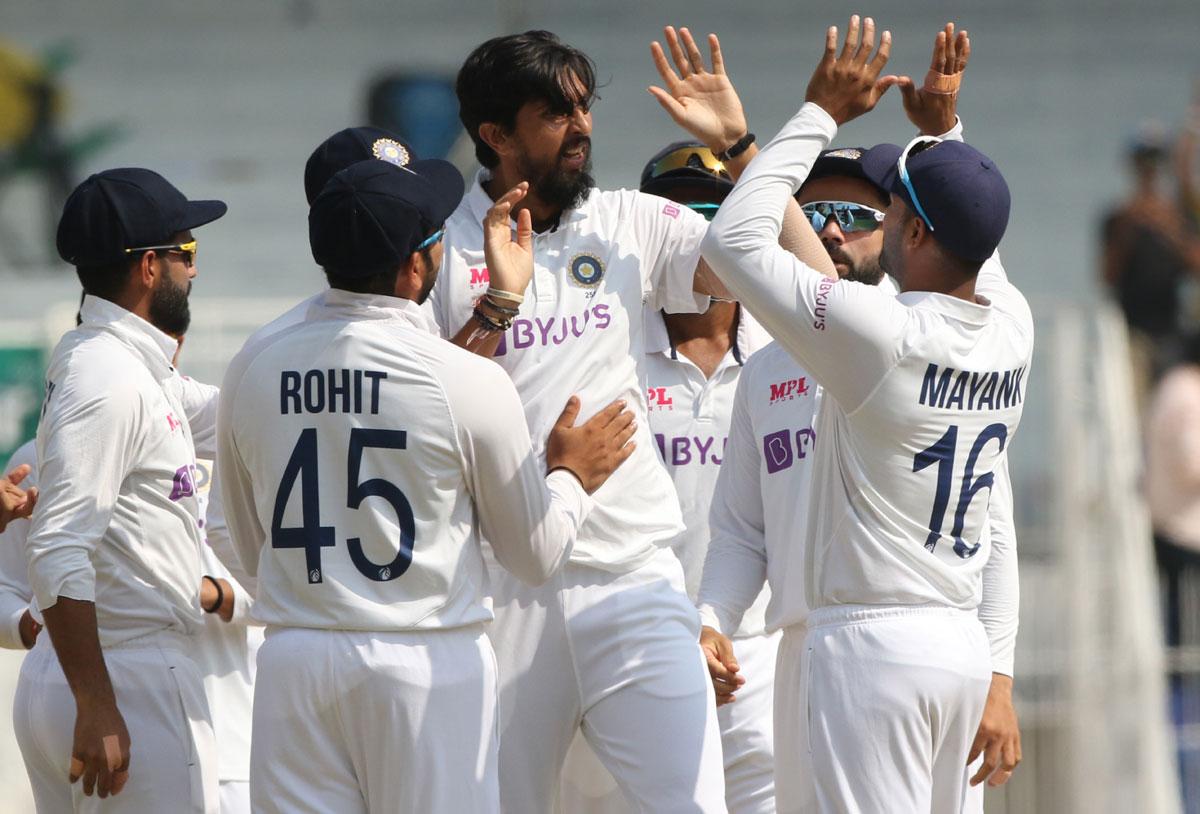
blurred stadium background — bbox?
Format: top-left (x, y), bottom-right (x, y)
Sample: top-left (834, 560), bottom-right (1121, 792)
top-left (1, 1), bottom-right (1198, 811)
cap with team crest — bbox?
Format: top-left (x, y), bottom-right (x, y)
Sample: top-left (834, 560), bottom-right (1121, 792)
top-left (801, 145), bottom-right (901, 198)
top-left (304, 126), bottom-right (418, 204)
top-left (309, 159), bottom-right (463, 277)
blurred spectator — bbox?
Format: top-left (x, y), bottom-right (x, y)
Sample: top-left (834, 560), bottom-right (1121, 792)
top-left (1147, 331), bottom-right (1200, 643)
top-left (1101, 121), bottom-right (1200, 395)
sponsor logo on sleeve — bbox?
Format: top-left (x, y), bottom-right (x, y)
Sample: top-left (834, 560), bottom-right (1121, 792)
top-left (169, 464), bottom-right (197, 502)
top-left (662, 202), bottom-right (681, 219)
top-left (768, 377), bottom-right (809, 405)
top-left (762, 427), bottom-right (816, 474)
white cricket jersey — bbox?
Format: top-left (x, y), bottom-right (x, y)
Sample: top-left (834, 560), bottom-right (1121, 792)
top-left (643, 308), bottom-right (772, 636)
top-left (0, 440), bottom-right (36, 649)
top-left (26, 296), bottom-right (208, 647)
top-left (703, 103), bottom-right (1034, 613)
top-left (217, 289), bottom-right (592, 632)
top-left (429, 172), bottom-right (709, 572)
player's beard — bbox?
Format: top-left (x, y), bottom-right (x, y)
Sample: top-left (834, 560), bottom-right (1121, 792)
top-left (518, 136), bottom-right (594, 213)
top-left (149, 274), bottom-right (192, 336)
top-left (415, 247), bottom-right (438, 305)
top-left (879, 221), bottom-right (906, 288)
top-left (828, 245), bottom-right (885, 286)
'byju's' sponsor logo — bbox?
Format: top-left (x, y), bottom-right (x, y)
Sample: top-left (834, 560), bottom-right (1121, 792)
top-left (170, 464), bottom-right (197, 501)
top-left (763, 427), bottom-right (816, 474)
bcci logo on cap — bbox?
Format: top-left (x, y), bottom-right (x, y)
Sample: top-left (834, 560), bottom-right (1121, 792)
top-left (824, 148), bottom-right (863, 160)
top-left (569, 253), bottom-right (605, 288)
top-left (372, 138), bottom-right (411, 168)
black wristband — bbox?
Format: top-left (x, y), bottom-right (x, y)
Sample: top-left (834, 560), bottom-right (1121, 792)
top-left (202, 575), bottom-right (224, 614)
top-left (717, 132), bottom-right (755, 162)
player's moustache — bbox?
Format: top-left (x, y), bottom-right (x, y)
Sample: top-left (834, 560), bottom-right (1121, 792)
top-left (560, 137), bottom-right (591, 162)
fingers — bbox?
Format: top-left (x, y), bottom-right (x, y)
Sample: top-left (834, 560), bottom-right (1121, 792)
top-left (605, 407), bottom-right (635, 434)
top-left (69, 755), bottom-right (84, 783)
top-left (614, 422), bottom-right (637, 450)
top-left (896, 75), bottom-right (918, 107)
top-left (840, 15), bottom-right (860, 60)
top-left (967, 729), bottom-right (986, 765)
top-left (708, 33), bottom-right (725, 74)
top-left (874, 74), bottom-right (902, 98)
top-left (649, 41), bottom-right (681, 89)
top-left (989, 734), bottom-right (1021, 787)
top-left (855, 17), bottom-right (876, 65)
top-left (6, 464), bottom-right (30, 486)
top-left (954, 31), bottom-right (970, 74)
top-left (823, 25), bottom-right (838, 64)
top-left (869, 31), bottom-right (893, 74)
top-left (930, 29), bottom-right (946, 72)
top-left (515, 208), bottom-right (532, 254)
top-left (970, 736), bottom-right (1002, 787)
top-left (680, 28), bottom-right (706, 74)
top-left (587, 398), bottom-right (627, 430)
top-left (554, 396), bottom-right (581, 430)
top-left (614, 439), bottom-right (637, 466)
top-left (665, 26), bottom-right (691, 78)
top-left (646, 85), bottom-right (689, 125)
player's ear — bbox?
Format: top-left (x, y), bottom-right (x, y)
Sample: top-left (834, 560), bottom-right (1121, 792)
top-left (393, 255), bottom-right (420, 299)
top-left (478, 122), bottom-right (512, 159)
top-left (136, 250), bottom-right (159, 288)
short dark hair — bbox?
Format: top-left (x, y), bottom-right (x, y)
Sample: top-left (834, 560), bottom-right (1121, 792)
top-left (322, 246), bottom-right (434, 296)
top-left (456, 30), bottom-right (598, 169)
top-left (75, 259), bottom-right (136, 301)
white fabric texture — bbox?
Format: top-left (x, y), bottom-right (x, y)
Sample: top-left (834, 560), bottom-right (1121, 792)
top-left (488, 546), bottom-right (726, 814)
top-left (431, 171), bottom-right (710, 572)
top-left (14, 633), bottom-right (217, 813)
top-left (217, 289), bottom-right (590, 632)
top-left (249, 626), bottom-right (499, 814)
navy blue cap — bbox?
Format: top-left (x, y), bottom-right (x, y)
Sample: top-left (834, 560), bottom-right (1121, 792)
top-left (862, 139), bottom-right (1010, 264)
top-left (639, 140), bottom-right (734, 202)
top-left (309, 158), bottom-right (464, 277)
top-left (57, 168), bottom-right (226, 267)
top-left (304, 127), bottom-right (418, 204)
top-left (802, 145), bottom-right (900, 198)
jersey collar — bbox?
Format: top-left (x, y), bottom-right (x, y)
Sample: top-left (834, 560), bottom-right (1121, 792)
top-left (645, 307), bottom-right (751, 370)
top-left (895, 289), bottom-right (993, 327)
top-left (316, 289), bottom-right (438, 334)
top-left (79, 294), bottom-right (179, 377)
top-left (466, 169), bottom-right (591, 234)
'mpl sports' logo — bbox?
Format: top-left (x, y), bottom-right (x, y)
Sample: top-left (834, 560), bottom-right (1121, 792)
top-left (647, 386), bottom-right (674, 410)
top-left (768, 377), bottom-right (809, 405)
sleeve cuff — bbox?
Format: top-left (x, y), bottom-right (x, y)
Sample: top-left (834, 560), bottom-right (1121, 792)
top-left (697, 603), bottom-right (728, 637)
top-left (799, 102), bottom-right (840, 140)
top-left (546, 469), bottom-right (594, 525)
top-left (937, 115), bottom-right (964, 142)
top-left (1, 606), bottom-right (26, 650)
top-left (229, 581), bottom-right (254, 626)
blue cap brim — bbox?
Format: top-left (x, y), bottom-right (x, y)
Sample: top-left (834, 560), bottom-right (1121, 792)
top-left (180, 199), bottom-right (228, 231)
top-left (858, 143), bottom-right (903, 198)
top-left (407, 159), bottom-right (464, 225)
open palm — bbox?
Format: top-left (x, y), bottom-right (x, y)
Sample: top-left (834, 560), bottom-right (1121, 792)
top-left (649, 27), bottom-right (747, 152)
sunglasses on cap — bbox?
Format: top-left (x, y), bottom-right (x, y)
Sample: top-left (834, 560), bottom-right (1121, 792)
top-left (897, 136), bottom-right (942, 231)
top-left (647, 145), bottom-right (731, 183)
top-left (125, 239), bottom-right (197, 266)
top-left (801, 201), bottom-right (884, 234)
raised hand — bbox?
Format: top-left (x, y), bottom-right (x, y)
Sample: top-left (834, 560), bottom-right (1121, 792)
top-left (804, 15), bottom-right (898, 126)
top-left (0, 464), bottom-right (37, 533)
top-left (482, 182), bottom-right (534, 303)
top-left (648, 27), bottom-right (748, 154)
top-left (896, 22), bottom-right (970, 136)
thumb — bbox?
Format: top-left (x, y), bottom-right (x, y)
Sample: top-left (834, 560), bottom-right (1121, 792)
top-left (875, 74), bottom-right (903, 97)
top-left (897, 75), bottom-right (919, 108)
top-left (716, 636), bottom-right (739, 672)
top-left (647, 86), bottom-right (689, 125)
top-left (555, 395), bottom-right (581, 430)
top-left (515, 207), bottom-right (533, 253)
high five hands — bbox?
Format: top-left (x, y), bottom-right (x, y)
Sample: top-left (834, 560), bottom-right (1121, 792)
top-left (804, 15), bottom-right (899, 126)
top-left (648, 26), bottom-right (748, 155)
top-left (897, 22), bottom-right (970, 136)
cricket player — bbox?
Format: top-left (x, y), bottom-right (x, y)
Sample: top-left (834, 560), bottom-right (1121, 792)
top-left (17, 168), bottom-right (227, 811)
top-left (559, 139), bottom-right (776, 814)
top-left (431, 29), bottom-right (799, 811)
top-left (701, 17), bottom-right (1033, 813)
top-left (217, 158), bottom-right (636, 813)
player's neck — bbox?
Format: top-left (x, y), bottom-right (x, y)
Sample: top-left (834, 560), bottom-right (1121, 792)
top-left (663, 304), bottom-right (738, 379)
top-left (485, 167), bottom-right (563, 233)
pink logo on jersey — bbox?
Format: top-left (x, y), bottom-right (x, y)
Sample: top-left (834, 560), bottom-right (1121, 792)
top-left (768, 377), bottom-right (809, 404)
top-left (166, 412), bottom-right (182, 432)
top-left (169, 464), bottom-right (196, 501)
top-left (647, 386), bottom-right (674, 410)
top-left (469, 267), bottom-right (490, 287)
top-left (662, 203), bottom-right (681, 219)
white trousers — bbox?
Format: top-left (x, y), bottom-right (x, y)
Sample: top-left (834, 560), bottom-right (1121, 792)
top-left (804, 606), bottom-right (992, 814)
top-left (249, 626), bottom-right (499, 814)
top-left (489, 546), bottom-right (726, 814)
top-left (14, 631), bottom-right (217, 814)
top-left (557, 629), bottom-right (779, 814)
